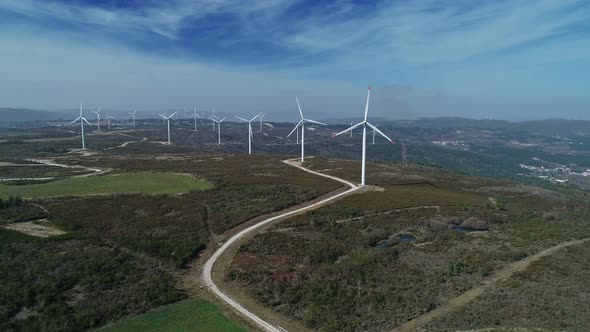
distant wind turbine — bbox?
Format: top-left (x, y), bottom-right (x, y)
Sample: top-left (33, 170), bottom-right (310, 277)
top-left (332, 85), bottom-right (394, 186)
top-left (287, 97), bottom-right (326, 162)
top-left (106, 112), bottom-right (114, 130)
top-left (129, 110), bottom-right (136, 127)
top-left (158, 112), bottom-right (176, 144)
top-left (190, 107), bottom-right (201, 131)
top-left (211, 117), bottom-right (226, 145)
top-left (259, 113), bottom-right (264, 133)
top-left (235, 112), bottom-right (263, 154)
top-left (70, 103), bottom-right (91, 150)
top-left (210, 109), bottom-right (218, 131)
top-left (92, 106), bottom-right (102, 131)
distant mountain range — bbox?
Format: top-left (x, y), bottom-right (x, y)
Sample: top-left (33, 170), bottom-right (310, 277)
top-left (0, 108), bottom-right (70, 122)
top-left (1, 108), bottom-right (589, 136)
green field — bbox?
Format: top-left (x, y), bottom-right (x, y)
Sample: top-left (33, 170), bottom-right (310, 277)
top-left (99, 299), bottom-right (248, 332)
top-left (0, 172), bottom-right (212, 198)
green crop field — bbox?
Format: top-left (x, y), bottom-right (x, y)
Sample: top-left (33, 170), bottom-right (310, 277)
top-left (0, 172), bottom-right (212, 198)
top-left (99, 299), bottom-right (248, 332)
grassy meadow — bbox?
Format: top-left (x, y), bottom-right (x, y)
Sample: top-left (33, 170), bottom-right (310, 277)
top-left (100, 299), bottom-right (248, 332)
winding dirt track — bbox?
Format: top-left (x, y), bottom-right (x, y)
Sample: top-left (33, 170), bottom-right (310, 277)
top-left (201, 158), bottom-right (360, 332)
top-left (201, 158), bottom-right (589, 332)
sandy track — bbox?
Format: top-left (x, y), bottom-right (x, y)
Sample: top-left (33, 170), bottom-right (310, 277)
top-left (27, 158), bottom-right (105, 176)
top-left (391, 237), bottom-right (590, 332)
top-left (201, 158), bottom-right (360, 332)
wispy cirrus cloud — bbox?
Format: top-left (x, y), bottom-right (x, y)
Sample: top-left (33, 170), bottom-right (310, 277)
top-left (0, 0), bottom-right (589, 119)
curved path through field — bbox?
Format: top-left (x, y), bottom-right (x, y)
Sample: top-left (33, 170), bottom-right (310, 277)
top-left (201, 158), bottom-right (360, 332)
top-left (391, 237), bottom-right (590, 332)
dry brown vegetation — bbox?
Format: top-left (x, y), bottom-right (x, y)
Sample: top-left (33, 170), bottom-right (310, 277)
top-left (227, 158), bottom-right (590, 331)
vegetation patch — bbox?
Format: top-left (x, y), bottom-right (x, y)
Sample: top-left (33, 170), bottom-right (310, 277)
top-left (99, 299), bottom-right (248, 332)
top-left (423, 241), bottom-right (590, 331)
top-left (0, 230), bottom-right (184, 331)
top-left (227, 159), bottom-right (590, 332)
top-left (0, 172), bottom-right (212, 198)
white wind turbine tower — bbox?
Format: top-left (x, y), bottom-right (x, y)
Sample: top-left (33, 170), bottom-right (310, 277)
top-left (235, 112), bottom-right (263, 154)
top-left (158, 112), bottom-right (176, 144)
top-left (92, 106), bottom-right (102, 131)
top-left (287, 97), bottom-right (326, 162)
top-left (211, 117), bottom-right (226, 145)
top-left (190, 107), bottom-right (201, 131)
top-left (70, 103), bottom-right (91, 150)
top-left (332, 85), bottom-right (394, 186)
top-left (350, 120), bottom-right (353, 137)
top-left (106, 112), bottom-right (114, 130)
top-left (129, 110), bottom-right (137, 127)
top-left (371, 123), bottom-right (380, 144)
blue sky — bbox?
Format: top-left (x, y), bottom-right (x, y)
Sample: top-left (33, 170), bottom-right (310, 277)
top-left (0, 0), bottom-right (589, 121)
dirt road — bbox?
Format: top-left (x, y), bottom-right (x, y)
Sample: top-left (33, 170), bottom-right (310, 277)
top-left (391, 237), bottom-right (590, 332)
top-left (201, 158), bottom-right (360, 332)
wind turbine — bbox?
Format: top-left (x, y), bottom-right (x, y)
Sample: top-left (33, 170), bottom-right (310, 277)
top-left (129, 110), bottom-right (137, 127)
top-left (106, 112), bottom-right (114, 130)
top-left (92, 106), bottom-right (102, 131)
top-left (235, 112), bottom-right (263, 154)
top-left (211, 117), bottom-right (226, 145)
top-left (287, 97), bottom-right (326, 162)
top-left (158, 112), bottom-right (176, 144)
top-left (258, 113), bottom-right (265, 133)
top-left (190, 107), bottom-right (201, 131)
top-left (210, 109), bottom-right (218, 131)
top-left (371, 123), bottom-right (381, 144)
top-left (332, 85), bottom-right (394, 186)
top-left (70, 103), bottom-right (91, 150)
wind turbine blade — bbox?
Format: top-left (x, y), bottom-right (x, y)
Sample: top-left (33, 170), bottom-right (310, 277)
top-left (70, 117), bottom-right (81, 124)
top-left (287, 120), bottom-right (302, 138)
top-left (295, 97), bottom-right (304, 120)
top-left (303, 118), bottom-right (326, 125)
top-left (82, 117), bottom-right (91, 125)
top-left (234, 115), bottom-right (249, 122)
top-left (364, 85), bottom-right (371, 122)
top-left (250, 112), bottom-right (264, 122)
top-left (168, 112), bottom-right (177, 118)
top-left (97, 106), bottom-right (102, 113)
top-left (219, 117), bottom-right (226, 122)
top-left (158, 114), bottom-right (167, 119)
top-left (367, 122), bottom-right (394, 143)
top-left (332, 122), bottom-right (363, 137)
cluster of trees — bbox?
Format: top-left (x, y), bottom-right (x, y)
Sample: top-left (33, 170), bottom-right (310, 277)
top-left (0, 229), bottom-right (184, 331)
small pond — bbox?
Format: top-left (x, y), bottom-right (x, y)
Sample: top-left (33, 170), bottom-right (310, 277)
top-left (375, 233), bottom-right (416, 249)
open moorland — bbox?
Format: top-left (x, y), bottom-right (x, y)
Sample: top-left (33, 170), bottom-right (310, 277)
top-left (0, 127), bottom-right (343, 331)
top-left (0, 172), bottom-right (212, 198)
top-left (226, 157), bottom-right (590, 331)
top-left (1, 120), bottom-right (589, 332)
